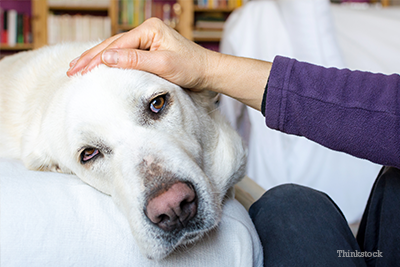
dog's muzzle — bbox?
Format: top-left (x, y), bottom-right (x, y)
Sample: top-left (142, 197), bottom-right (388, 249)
top-left (145, 182), bottom-right (198, 232)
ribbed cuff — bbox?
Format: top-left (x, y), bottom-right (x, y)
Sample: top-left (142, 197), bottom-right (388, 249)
top-left (261, 77), bottom-right (269, 117)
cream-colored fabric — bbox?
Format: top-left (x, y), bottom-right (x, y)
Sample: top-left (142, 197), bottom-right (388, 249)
top-left (0, 158), bottom-right (263, 266)
top-left (331, 4), bottom-right (400, 75)
top-left (235, 176), bottom-right (266, 210)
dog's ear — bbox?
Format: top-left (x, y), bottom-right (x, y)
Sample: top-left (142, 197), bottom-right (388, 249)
top-left (202, 90), bottom-right (219, 102)
top-left (207, 111), bottom-right (247, 199)
top-left (187, 89), bottom-right (247, 200)
top-left (21, 138), bottom-right (74, 174)
top-left (22, 150), bottom-right (58, 172)
top-left (186, 90), bottom-right (219, 113)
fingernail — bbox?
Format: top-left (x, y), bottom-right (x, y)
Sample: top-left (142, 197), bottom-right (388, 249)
top-left (67, 67), bottom-right (75, 76)
top-left (102, 50), bottom-right (119, 66)
top-left (67, 58), bottom-right (79, 75)
top-left (70, 56), bottom-right (79, 67)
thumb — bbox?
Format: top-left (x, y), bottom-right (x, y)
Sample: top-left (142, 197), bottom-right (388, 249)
top-left (101, 48), bottom-right (154, 72)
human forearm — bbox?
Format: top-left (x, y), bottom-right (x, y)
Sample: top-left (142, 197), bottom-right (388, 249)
top-left (267, 56), bottom-right (400, 168)
top-left (205, 52), bottom-right (271, 111)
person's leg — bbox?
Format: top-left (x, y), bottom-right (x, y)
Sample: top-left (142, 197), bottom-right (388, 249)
top-left (357, 166), bottom-right (400, 267)
top-left (249, 184), bottom-right (366, 267)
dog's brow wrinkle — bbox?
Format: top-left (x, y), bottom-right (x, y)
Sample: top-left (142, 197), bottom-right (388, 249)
top-left (96, 142), bottom-right (112, 154)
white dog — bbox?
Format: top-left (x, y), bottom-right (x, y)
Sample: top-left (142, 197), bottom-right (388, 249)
top-left (0, 43), bottom-right (247, 260)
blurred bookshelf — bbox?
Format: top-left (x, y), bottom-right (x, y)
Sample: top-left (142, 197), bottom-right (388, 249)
top-left (0, 1), bottom-right (34, 56)
top-left (0, 0), bottom-right (240, 54)
top-left (330, 0), bottom-right (399, 5)
top-left (0, 0), bottom-right (187, 55)
top-left (1, 0), bottom-right (397, 57)
top-left (188, 0), bottom-right (243, 51)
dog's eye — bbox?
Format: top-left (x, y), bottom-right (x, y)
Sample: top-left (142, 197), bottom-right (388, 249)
top-left (149, 95), bottom-right (166, 113)
top-left (81, 148), bottom-right (100, 163)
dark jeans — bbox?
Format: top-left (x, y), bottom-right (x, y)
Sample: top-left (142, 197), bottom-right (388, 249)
top-left (249, 166), bottom-right (400, 267)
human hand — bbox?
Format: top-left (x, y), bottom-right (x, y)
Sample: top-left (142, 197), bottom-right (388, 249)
top-left (67, 17), bottom-right (271, 110)
top-left (67, 18), bottom-right (219, 91)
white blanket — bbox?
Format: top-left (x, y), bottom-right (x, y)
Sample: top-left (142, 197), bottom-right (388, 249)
top-left (0, 158), bottom-right (263, 266)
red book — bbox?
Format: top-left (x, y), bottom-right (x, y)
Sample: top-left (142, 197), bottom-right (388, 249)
top-left (23, 14), bottom-right (31, 44)
top-left (0, 7), bottom-right (2, 44)
top-left (1, 9), bottom-right (8, 44)
top-left (152, 3), bottom-right (163, 21)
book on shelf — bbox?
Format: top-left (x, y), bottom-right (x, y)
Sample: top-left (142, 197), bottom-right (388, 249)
top-left (119, 0), bottom-right (152, 27)
top-left (23, 12), bottom-right (31, 44)
top-left (193, 30), bottom-right (223, 39)
top-left (47, 14), bottom-right (111, 45)
top-left (17, 14), bottom-right (24, 44)
top-left (47, 0), bottom-right (110, 8)
top-left (7, 9), bottom-right (16, 47)
top-left (0, 8), bottom-right (32, 47)
top-left (0, 7), bottom-right (7, 44)
top-left (195, 13), bottom-right (226, 32)
top-left (128, 0), bottom-right (134, 25)
top-left (195, 0), bottom-right (243, 9)
top-left (196, 20), bottom-right (225, 30)
top-left (118, 0), bottom-right (179, 29)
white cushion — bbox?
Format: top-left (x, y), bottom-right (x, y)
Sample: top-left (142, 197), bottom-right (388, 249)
top-left (0, 158), bottom-right (263, 266)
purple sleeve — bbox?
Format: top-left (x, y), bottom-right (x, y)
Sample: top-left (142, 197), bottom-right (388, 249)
top-left (265, 56), bottom-right (400, 168)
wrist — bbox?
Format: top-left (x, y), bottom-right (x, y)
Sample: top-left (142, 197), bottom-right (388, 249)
top-left (201, 50), bottom-right (224, 92)
top-left (203, 52), bottom-right (272, 110)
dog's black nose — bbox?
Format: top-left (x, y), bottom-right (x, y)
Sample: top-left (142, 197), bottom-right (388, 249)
top-left (145, 182), bottom-right (197, 232)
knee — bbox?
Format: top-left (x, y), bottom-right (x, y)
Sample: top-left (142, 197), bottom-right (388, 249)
top-left (250, 184), bottom-right (312, 214)
top-left (249, 183), bottom-right (333, 224)
top-left (376, 167), bottom-right (400, 194)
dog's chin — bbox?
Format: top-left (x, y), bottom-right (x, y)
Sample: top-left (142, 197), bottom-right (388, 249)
top-left (142, 212), bottom-right (221, 260)
top-left (142, 233), bottom-right (200, 260)
top-left (143, 228), bottom-right (211, 260)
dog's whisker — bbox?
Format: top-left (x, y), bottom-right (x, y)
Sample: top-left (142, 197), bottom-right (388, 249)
top-left (207, 107), bottom-right (219, 115)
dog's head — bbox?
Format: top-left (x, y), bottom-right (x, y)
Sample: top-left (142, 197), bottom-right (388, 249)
top-left (31, 65), bottom-right (246, 259)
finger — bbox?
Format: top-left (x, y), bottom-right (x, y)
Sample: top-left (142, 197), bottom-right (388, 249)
top-left (67, 35), bottom-right (121, 76)
top-left (79, 27), bottom-right (159, 75)
top-left (110, 25), bottom-right (158, 51)
top-left (80, 52), bottom-right (104, 75)
top-left (70, 18), bottom-right (167, 76)
top-left (101, 48), bottom-right (173, 79)
top-left (69, 57), bottom-right (79, 68)
top-left (101, 48), bottom-right (154, 71)
top-left (67, 33), bottom-right (124, 76)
